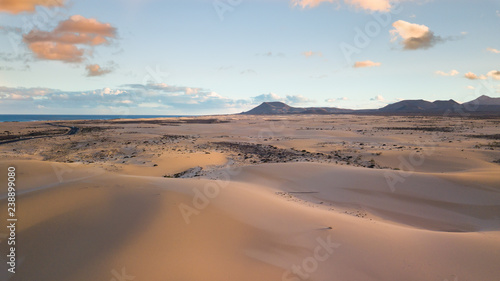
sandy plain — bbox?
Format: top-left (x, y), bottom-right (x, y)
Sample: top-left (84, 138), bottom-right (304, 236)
top-left (0, 114), bottom-right (499, 281)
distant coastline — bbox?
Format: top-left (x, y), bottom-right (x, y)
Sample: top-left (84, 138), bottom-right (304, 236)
top-left (0, 115), bottom-right (191, 122)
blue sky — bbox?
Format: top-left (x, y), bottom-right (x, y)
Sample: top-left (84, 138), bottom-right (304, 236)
top-left (0, 0), bottom-right (499, 114)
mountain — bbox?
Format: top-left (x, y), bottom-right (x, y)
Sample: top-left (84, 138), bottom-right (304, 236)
top-left (464, 95), bottom-right (500, 106)
top-left (241, 102), bottom-right (353, 115)
top-left (241, 96), bottom-right (500, 116)
top-left (242, 102), bottom-right (299, 115)
top-left (378, 99), bottom-right (461, 113)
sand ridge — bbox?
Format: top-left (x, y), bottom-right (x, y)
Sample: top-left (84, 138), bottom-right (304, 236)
top-left (0, 114), bottom-right (499, 280)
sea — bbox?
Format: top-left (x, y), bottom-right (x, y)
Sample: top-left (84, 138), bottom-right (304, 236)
top-left (0, 115), bottom-right (189, 122)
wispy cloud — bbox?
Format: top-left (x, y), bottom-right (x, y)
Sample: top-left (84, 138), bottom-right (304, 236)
top-left (257, 52), bottom-right (285, 57)
top-left (464, 72), bottom-right (487, 80)
top-left (252, 92), bottom-right (312, 105)
top-left (0, 84), bottom-right (312, 113)
top-left (325, 97), bottom-right (348, 103)
top-left (240, 69), bottom-right (257, 75)
top-left (435, 70), bottom-right (459, 76)
top-left (354, 60), bottom-right (381, 68)
top-left (302, 51), bottom-right (323, 58)
top-left (463, 70), bottom-right (500, 80)
top-left (370, 95), bottom-right (385, 101)
top-left (486, 47), bottom-right (500, 54)
top-left (291, 0), bottom-right (392, 12)
top-left (0, 0), bottom-right (65, 14)
top-left (86, 64), bottom-right (112, 77)
top-left (291, 0), bottom-right (336, 9)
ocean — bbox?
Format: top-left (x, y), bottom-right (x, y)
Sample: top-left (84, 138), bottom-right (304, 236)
top-left (0, 115), bottom-right (189, 122)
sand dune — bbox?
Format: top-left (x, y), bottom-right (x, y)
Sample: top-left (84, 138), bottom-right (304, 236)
top-left (1, 159), bottom-right (499, 281)
top-left (0, 115), bottom-right (499, 280)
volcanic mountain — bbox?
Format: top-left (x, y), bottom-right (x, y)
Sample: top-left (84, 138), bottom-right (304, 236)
top-left (241, 96), bottom-right (500, 115)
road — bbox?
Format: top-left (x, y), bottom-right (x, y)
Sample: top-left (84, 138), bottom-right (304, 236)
top-left (0, 123), bottom-right (79, 145)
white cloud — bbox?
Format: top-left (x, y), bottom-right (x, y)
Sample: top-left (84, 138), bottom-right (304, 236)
top-left (285, 94), bottom-right (312, 104)
top-left (325, 97), bottom-right (348, 103)
top-left (435, 70), bottom-right (459, 76)
top-left (0, 84), bottom-right (246, 113)
top-left (252, 92), bottom-right (312, 105)
top-left (370, 95), bottom-right (385, 101)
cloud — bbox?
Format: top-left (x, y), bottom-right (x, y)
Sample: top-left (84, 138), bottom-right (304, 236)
top-left (252, 92), bottom-right (312, 105)
top-left (302, 51), bottom-right (323, 58)
top-left (0, 84), bottom-right (316, 114)
top-left (285, 94), bottom-right (311, 104)
top-left (26, 42), bottom-right (83, 62)
top-left (487, 47), bottom-right (500, 54)
top-left (487, 70), bottom-right (500, 80)
top-left (291, 0), bottom-right (335, 9)
top-left (240, 69), bottom-right (257, 75)
top-left (309, 74), bottom-right (328, 79)
top-left (86, 64), bottom-right (112, 77)
top-left (464, 72), bottom-right (487, 80)
top-left (435, 70), bottom-right (459, 76)
top-left (251, 93), bottom-right (284, 103)
top-left (344, 0), bottom-right (391, 12)
top-left (0, 0), bottom-right (65, 14)
top-left (390, 20), bottom-right (442, 50)
top-left (325, 97), bottom-right (348, 103)
top-left (291, 0), bottom-right (392, 12)
top-left (23, 15), bottom-right (117, 63)
top-left (257, 52), bottom-right (285, 57)
top-left (0, 84), bottom-right (249, 114)
top-left (370, 95), bottom-right (384, 101)
top-left (354, 60), bottom-right (381, 68)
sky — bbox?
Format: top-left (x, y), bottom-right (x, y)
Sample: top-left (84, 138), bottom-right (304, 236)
top-left (0, 0), bottom-right (499, 115)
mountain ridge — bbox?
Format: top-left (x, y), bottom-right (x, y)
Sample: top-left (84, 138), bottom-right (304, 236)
top-left (241, 96), bottom-right (500, 116)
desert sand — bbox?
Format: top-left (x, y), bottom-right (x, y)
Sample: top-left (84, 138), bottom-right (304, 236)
top-left (0, 114), bottom-right (499, 281)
